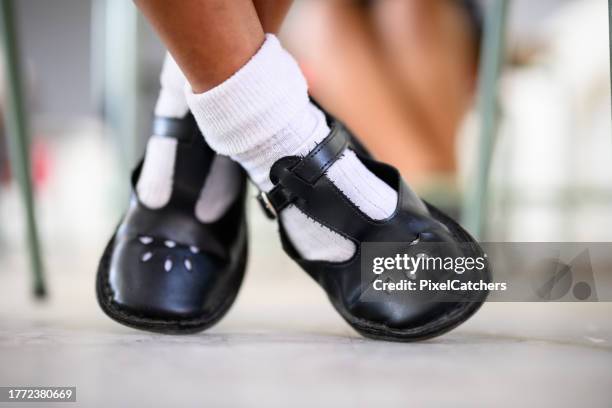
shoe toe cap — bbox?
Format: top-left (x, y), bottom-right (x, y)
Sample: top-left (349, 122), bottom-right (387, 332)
top-left (107, 235), bottom-right (239, 320)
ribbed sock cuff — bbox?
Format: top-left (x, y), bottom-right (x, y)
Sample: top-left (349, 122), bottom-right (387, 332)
top-left (185, 34), bottom-right (310, 157)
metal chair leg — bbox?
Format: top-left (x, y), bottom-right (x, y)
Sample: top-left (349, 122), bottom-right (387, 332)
top-left (462, 0), bottom-right (509, 240)
top-left (0, 0), bottom-right (46, 298)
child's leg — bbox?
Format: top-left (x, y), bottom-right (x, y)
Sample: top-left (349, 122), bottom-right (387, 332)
top-left (286, 0), bottom-right (440, 184)
top-left (372, 0), bottom-right (479, 171)
top-left (137, 0), bottom-right (293, 219)
top-left (134, 0), bottom-right (398, 262)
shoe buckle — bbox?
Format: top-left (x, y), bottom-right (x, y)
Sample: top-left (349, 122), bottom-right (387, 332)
top-left (257, 191), bottom-right (277, 220)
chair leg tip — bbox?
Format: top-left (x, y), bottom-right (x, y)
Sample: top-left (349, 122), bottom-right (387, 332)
top-left (34, 285), bottom-right (47, 299)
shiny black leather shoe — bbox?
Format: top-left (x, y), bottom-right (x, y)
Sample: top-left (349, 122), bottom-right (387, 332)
top-left (96, 114), bottom-right (248, 334)
top-left (257, 117), bottom-right (489, 342)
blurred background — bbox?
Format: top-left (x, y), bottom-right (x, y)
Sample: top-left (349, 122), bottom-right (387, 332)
top-left (0, 0), bottom-right (610, 407)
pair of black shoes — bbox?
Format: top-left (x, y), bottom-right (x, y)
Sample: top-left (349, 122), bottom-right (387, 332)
top-left (96, 112), bottom-right (489, 341)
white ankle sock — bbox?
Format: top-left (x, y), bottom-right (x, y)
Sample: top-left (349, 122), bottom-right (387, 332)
top-left (136, 135), bottom-right (178, 209)
top-left (186, 35), bottom-right (398, 262)
top-left (194, 155), bottom-right (242, 223)
top-left (136, 55), bottom-right (185, 209)
top-left (136, 53), bottom-right (241, 223)
top-left (154, 54), bottom-right (190, 118)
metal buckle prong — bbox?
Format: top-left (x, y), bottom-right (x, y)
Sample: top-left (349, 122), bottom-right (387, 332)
top-left (257, 191), bottom-right (277, 220)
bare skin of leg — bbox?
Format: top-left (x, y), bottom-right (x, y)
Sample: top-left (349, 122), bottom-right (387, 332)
top-left (253, 0), bottom-right (293, 33)
top-left (286, 1), bottom-right (442, 185)
top-left (372, 0), bottom-right (479, 171)
top-left (134, 0), bottom-right (265, 93)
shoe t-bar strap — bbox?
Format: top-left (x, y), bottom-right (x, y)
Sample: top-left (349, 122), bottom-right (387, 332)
top-left (153, 115), bottom-right (198, 143)
top-left (257, 122), bottom-right (349, 219)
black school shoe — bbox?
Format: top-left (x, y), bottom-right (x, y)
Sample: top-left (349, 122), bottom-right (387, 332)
top-left (96, 114), bottom-right (248, 334)
top-left (257, 117), bottom-right (490, 342)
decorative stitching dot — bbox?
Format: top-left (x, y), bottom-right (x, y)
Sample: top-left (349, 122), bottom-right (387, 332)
top-left (141, 251), bottom-right (153, 262)
top-left (139, 236), bottom-right (153, 245)
top-left (164, 240), bottom-right (176, 248)
top-left (164, 258), bottom-right (173, 272)
top-left (184, 259), bottom-right (193, 271)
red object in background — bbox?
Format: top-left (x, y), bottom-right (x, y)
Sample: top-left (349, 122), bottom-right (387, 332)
top-left (0, 136), bottom-right (52, 191)
top-left (31, 137), bottom-right (51, 191)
